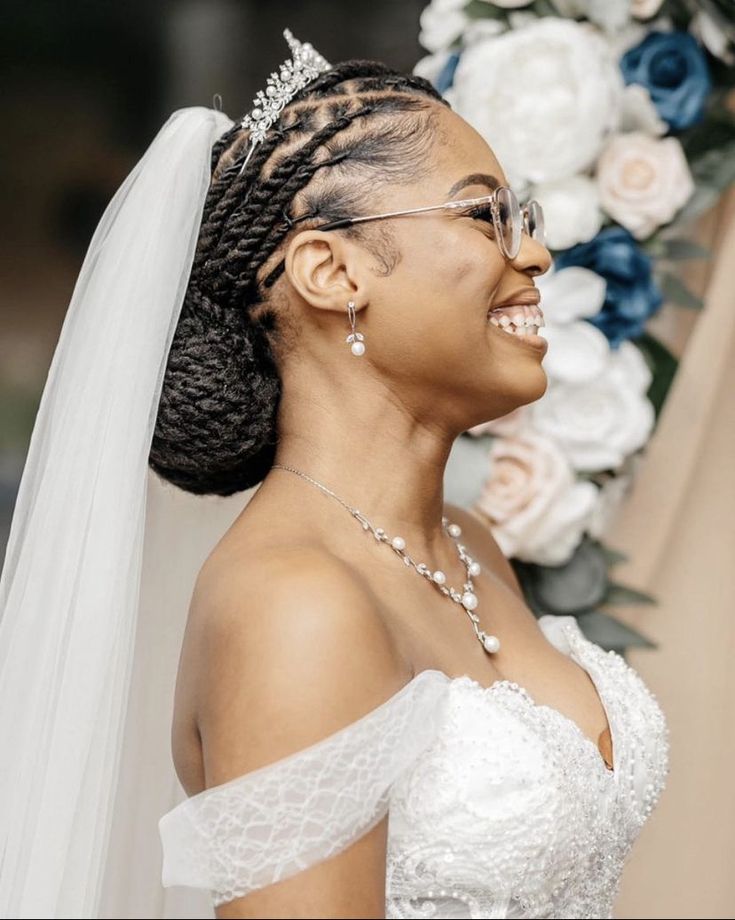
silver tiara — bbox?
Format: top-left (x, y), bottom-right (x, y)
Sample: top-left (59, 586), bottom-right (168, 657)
top-left (238, 28), bottom-right (332, 175)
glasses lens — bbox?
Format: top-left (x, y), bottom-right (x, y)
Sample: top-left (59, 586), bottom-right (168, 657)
top-left (496, 187), bottom-right (522, 259)
top-left (526, 200), bottom-right (546, 247)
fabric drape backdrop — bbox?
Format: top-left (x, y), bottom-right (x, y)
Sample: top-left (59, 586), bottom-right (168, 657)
top-left (608, 187), bottom-right (735, 920)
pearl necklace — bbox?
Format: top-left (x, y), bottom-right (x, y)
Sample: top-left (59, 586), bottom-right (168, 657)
top-left (271, 464), bottom-right (501, 655)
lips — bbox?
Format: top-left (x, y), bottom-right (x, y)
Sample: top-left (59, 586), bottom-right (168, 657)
top-left (491, 286), bottom-right (541, 310)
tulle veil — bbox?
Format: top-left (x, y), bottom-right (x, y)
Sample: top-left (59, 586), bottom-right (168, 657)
top-left (0, 104), bottom-right (256, 919)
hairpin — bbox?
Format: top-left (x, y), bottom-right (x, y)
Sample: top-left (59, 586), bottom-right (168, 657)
top-left (238, 28), bottom-right (332, 176)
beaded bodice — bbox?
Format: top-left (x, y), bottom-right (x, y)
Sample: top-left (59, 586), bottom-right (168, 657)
top-left (384, 614), bottom-right (669, 918)
top-left (159, 614), bottom-right (670, 919)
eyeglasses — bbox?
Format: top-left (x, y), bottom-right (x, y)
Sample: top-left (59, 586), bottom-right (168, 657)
top-left (313, 186), bottom-right (546, 261)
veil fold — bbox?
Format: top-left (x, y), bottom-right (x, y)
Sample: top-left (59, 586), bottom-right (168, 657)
top-left (0, 105), bottom-right (252, 919)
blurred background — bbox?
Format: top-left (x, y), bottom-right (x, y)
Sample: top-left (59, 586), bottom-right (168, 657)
top-left (1, 2), bottom-right (733, 919)
top-left (0, 0), bottom-right (426, 549)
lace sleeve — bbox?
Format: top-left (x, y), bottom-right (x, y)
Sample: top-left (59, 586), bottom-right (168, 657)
top-left (159, 670), bottom-right (448, 907)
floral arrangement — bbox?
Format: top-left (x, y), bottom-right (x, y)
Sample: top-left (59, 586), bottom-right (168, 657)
top-left (416, 0), bottom-right (735, 651)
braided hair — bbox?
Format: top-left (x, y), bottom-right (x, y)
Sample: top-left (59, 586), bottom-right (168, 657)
top-left (149, 60), bottom-right (449, 496)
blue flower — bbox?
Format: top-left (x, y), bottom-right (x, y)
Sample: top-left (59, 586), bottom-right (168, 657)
top-left (554, 228), bottom-right (663, 348)
top-left (620, 31), bottom-right (711, 132)
top-left (435, 50), bottom-right (461, 95)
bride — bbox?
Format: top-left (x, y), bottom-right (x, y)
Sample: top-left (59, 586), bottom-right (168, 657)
top-left (0, 29), bottom-right (668, 920)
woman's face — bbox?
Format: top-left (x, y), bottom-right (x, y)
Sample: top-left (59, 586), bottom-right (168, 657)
top-left (359, 103), bottom-right (552, 432)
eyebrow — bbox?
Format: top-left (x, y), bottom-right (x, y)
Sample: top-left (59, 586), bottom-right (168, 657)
top-left (446, 172), bottom-right (500, 199)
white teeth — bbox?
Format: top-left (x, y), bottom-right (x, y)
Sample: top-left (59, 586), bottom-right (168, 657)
top-left (492, 320), bottom-right (542, 337)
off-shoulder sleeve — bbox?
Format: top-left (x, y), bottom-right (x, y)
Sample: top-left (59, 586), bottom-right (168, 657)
top-left (159, 670), bottom-right (449, 907)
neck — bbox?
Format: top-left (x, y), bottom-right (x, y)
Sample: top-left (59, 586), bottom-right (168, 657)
top-left (264, 365), bottom-right (463, 558)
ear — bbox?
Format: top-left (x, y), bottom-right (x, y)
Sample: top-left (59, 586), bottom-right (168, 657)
top-left (283, 230), bottom-right (368, 314)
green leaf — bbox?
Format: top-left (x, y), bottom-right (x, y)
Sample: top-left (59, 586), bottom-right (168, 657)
top-left (681, 107), bottom-right (735, 164)
top-left (632, 331), bottom-right (680, 419)
top-left (658, 238), bottom-right (711, 260)
top-left (659, 272), bottom-right (705, 309)
top-left (532, 0), bottom-right (563, 15)
top-left (464, 0), bottom-right (506, 20)
top-left (598, 543), bottom-right (629, 567)
top-left (574, 610), bottom-right (658, 655)
top-left (603, 581), bottom-right (658, 606)
top-left (689, 141), bottom-right (735, 191)
top-left (684, 182), bottom-right (727, 220)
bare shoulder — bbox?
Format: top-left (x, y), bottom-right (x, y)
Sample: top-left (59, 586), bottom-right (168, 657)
top-left (443, 501), bottom-right (524, 600)
top-left (192, 544), bottom-right (412, 786)
top-left (184, 547), bottom-right (408, 917)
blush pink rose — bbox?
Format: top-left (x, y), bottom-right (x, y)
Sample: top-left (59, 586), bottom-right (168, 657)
top-left (596, 131), bottom-right (694, 239)
top-left (473, 432), bottom-right (597, 565)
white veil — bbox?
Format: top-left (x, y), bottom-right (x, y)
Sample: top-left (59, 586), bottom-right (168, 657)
top-left (0, 105), bottom-right (255, 919)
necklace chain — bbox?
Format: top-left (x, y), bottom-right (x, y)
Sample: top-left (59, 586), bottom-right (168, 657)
top-left (271, 464), bottom-right (501, 655)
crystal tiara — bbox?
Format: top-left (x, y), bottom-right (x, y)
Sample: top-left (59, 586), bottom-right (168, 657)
top-left (238, 28), bottom-right (332, 175)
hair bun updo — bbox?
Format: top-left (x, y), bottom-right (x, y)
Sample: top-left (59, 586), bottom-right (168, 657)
top-left (149, 282), bottom-right (280, 496)
top-left (149, 57), bottom-right (447, 497)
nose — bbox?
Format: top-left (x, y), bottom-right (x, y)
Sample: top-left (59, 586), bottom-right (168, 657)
top-left (512, 232), bottom-right (552, 277)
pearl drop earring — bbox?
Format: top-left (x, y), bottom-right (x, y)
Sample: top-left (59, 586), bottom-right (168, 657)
top-left (345, 300), bottom-right (365, 356)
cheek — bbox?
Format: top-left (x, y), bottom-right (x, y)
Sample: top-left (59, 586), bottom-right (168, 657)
top-left (417, 228), bottom-right (505, 320)
top-left (369, 227), bottom-right (506, 366)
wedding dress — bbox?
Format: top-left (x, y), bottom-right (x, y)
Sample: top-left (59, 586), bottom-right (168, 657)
top-left (159, 612), bottom-right (670, 919)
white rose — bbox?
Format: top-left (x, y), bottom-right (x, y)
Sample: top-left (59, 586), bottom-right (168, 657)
top-left (463, 18), bottom-right (506, 47)
top-left (413, 50), bottom-right (454, 86)
top-left (606, 21), bottom-right (648, 57)
top-left (451, 19), bottom-right (623, 186)
top-left (419, 0), bottom-right (469, 53)
top-left (534, 265), bottom-right (611, 384)
top-left (691, 9), bottom-right (735, 66)
top-left (539, 321), bottom-right (611, 386)
top-left (535, 265), bottom-right (606, 324)
top-left (597, 131), bottom-right (695, 239)
top-left (619, 84), bottom-right (667, 137)
top-left (549, 0), bottom-right (631, 32)
top-left (530, 341), bottom-right (655, 472)
top-left (530, 175), bottom-right (603, 250)
top-left (631, 0), bottom-right (665, 19)
top-left (474, 432), bottom-right (598, 565)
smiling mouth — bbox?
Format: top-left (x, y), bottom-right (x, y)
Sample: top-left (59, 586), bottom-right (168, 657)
top-left (487, 303), bottom-right (545, 338)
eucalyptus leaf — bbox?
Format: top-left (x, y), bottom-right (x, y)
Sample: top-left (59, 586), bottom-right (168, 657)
top-left (632, 331), bottom-right (679, 419)
top-left (464, 0), bottom-right (506, 21)
top-left (689, 142), bottom-right (735, 191)
top-left (533, 0), bottom-right (563, 15)
top-left (598, 543), bottom-right (629, 567)
top-left (681, 109), bottom-right (735, 163)
top-left (659, 273), bottom-right (705, 309)
top-left (658, 238), bottom-right (711, 260)
top-left (683, 182), bottom-right (726, 220)
top-left (603, 581), bottom-right (658, 606)
top-left (575, 610), bottom-right (657, 655)
top-left (517, 538), bottom-right (609, 616)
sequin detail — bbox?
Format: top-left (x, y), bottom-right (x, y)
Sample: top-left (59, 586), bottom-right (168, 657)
top-left (385, 615), bottom-right (670, 918)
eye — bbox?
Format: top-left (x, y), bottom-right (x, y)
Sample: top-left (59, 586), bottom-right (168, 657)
top-left (465, 204), bottom-right (493, 224)
top-left (461, 203), bottom-right (496, 236)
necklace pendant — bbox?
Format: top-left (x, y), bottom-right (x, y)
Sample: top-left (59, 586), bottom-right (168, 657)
top-left (481, 632), bottom-right (501, 654)
top-left (461, 591), bottom-right (478, 611)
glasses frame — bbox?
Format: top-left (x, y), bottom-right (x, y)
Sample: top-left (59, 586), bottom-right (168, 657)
top-left (313, 186), bottom-right (545, 261)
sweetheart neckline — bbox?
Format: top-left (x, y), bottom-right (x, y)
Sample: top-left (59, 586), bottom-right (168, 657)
top-left (408, 615), bottom-right (617, 778)
top-left (414, 669), bottom-right (616, 779)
